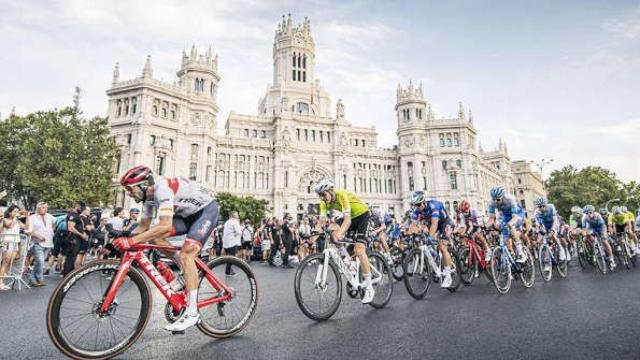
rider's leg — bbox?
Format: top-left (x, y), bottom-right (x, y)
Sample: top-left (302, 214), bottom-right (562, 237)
top-left (180, 240), bottom-right (201, 316)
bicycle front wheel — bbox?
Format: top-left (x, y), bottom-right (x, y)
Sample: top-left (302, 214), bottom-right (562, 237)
top-left (294, 253), bottom-right (342, 321)
top-left (197, 256), bottom-right (258, 338)
top-left (402, 248), bottom-right (431, 299)
top-left (46, 260), bottom-right (151, 360)
top-left (457, 246), bottom-right (475, 286)
top-left (539, 244), bottom-right (552, 282)
top-left (390, 246), bottom-right (405, 281)
top-left (367, 252), bottom-right (394, 308)
top-left (491, 247), bottom-right (512, 295)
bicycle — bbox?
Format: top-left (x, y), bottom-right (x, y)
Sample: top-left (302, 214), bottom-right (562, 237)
top-left (46, 242), bottom-right (258, 360)
top-left (294, 231), bottom-right (393, 321)
top-left (457, 231), bottom-right (492, 286)
top-left (610, 232), bottom-right (635, 270)
top-left (489, 226), bottom-right (535, 295)
top-left (588, 232), bottom-right (609, 274)
top-left (536, 231), bottom-right (568, 282)
top-left (402, 233), bottom-right (461, 299)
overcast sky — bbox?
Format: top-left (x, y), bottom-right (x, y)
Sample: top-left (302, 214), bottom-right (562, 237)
top-left (1, 0), bottom-right (639, 181)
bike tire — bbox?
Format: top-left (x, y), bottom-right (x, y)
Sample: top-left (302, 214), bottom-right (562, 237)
top-left (490, 247), bottom-right (512, 295)
top-left (620, 239), bottom-right (632, 270)
top-left (577, 238), bottom-right (589, 270)
top-left (367, 252), bottom-right (394, 308)
top-left (556, 247), bottom-right (568, 278)
top-left (390, 246), bottom-right (405, 281)
top-left (402, 248), bottom-right (431, 300)
top-left (294, 253), bottom-right (342, 321)
top-left (594, 241), bottom-right (608, 274)
top-left (539, 244), bottom-right (552, 282)
top-left (457, 247), bottom-right (475, 286)
top-left (447, 250), bottom-right (462, 293)
top-left (519, 247), bottom-right (536, 288)
top-left (46, 260), bottom-right (151, 360)
top-left (196, 256), bottom-right (258, 338)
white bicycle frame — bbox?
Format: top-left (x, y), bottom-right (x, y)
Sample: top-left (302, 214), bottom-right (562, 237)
top-left (411, 244), bottom-right (446, 278)
top-left (314, 244), bottom-right (383, 290)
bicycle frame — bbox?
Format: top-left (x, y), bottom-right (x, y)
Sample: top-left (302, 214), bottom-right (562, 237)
top-left (538, 233), bottom-right (557, 265)
top-left (315, 243), bottom-right (383, 289)
top-left (98, 243), bottom-right (234, 314)
top-left (464, 235), bottom-right (488, 270)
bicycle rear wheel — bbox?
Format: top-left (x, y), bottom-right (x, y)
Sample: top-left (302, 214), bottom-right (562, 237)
top-left (577, 238), bottom-right (590, 270)
top-left (593, 241), bottom-right (608, 274)
top-left (518, 247), bottom-right (535, 288)
top-left (490, 247), bottom-right (512, 295)
top-left (197, 256), bottom-right (258, 338)
top-left (539, 244), bottom-right (552, 282)
top-left (390, 246), bottom-right (405, 281)
top-left (402, 248), bottom-right (431, 300)
top-left (457, 246), bottom-right (475, 286)
top-left (46, 260), bottom-right (151, 360)
top-left (556, 246), bottom-right (568, 278)
top-left (294, 253), bottom-right (342, 321)
top-left (367, 252), bottom-right (394, 308)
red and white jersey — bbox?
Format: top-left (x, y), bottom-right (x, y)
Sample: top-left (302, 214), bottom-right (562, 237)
top-left (142, 177), bottom-right (214, 219)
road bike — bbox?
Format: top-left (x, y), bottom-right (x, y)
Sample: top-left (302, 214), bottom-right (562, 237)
top-left (610, 232), bottom-right (636, 270)
top-left (402, 233), bottom-right (461, 299)
top-left (457, 232), bottom-right (492, 286)
top-left (294, 231), bottom-right (393, 321)
top-left (587, 232), bottom-right (609, 274)
top-left (536, 231), bottom-right (568, 282)
top-left (490, 227), bottom-right (535, 295)
top-left (46, 242), bottom-right (258, 360)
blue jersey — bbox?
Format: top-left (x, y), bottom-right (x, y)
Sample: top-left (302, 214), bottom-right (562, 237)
top-left (582, 213), bottom-right (605, 232)
top-left (487, 194), bottom-right (524, 219)
top-left (534, 204), bottom-right (558, 229)
top-left (412, 200), bottom-right (449, 223)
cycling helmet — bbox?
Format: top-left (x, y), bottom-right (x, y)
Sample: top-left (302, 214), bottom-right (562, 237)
top-left (458, 200), bottom-right (471, 213)
top-left (490, 186), bottom-right (506, 200)
top-left (621, 206), bottom-right (628, 212)
top-left (612, 206), bottom-right (622, 214)
top-left (534, 197), bottom-right (547, 207)
top-left (410, 191), bottom-right (427, 206)
top-left (313, 179), bottom-right (334, 195)
top-left (570, 206), bottom-right (582, 214)
top-left (598, 208), bottom-right (608, 215)
top-left (583, 205), bottom-right (595, 213)
top-left (120, 165), bottom-right (153, 187)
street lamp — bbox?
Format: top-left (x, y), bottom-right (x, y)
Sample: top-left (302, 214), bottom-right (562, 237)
top-left (628, 196), bottom-right (640, 216)
top-left (528, 158), bottom-right (554, 192)
top-left (605, 198), bottom-right (620, 212)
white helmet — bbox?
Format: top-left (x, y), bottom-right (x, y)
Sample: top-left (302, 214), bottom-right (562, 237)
top-left (410, 191), bottom-right (427, 206)
top-left (313, 179), bottom-right (334, 195)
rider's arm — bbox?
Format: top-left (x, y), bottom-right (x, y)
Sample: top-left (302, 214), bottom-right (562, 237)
top-left (428, 217), bottom-right (439, 238)
top-left (131, 215), bottom-right (172, 244)
top-left (67, 217), bottom-right (86, 240)
top-left (336, 216), bottom-right (351, 239)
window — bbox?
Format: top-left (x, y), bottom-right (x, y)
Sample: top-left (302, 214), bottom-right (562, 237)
top-left (127, 134), bottom-right (132, 145)
top-left (312, 130), bottom-right (316, 142)
top-left (131, 98), bottom-right (137, 114)
top-left (343, 174), bottom-right (347, 188)
top-left (439, 134), bottom-right (445, 147)
top-left (303, 56), bottom-right (306, 69)
top-left (327, 132), bottom-right (331, 143)
top-left (206, 165), bottom-right (212, 182)
top-left (423, 176), bottom-right (427, 190)
top-left (297, 129), bottom-right (300, 141)
top-left (416, 108), bottom-right (422, 120)
top-left (155, 154), bottom-right (165, 176)
top-left (162, 108), bottom-right (167, 118)
top-left (189, 163), bottom-right (197, 180)
top-left (244, 129), bottom-right (249, 137)
top-left (207, 146), bottom-right (212, 157)
top-left (518, 178), bottom-right (522, 185)
top-left (170, 110), bottom-right (175, 120)
top-left (520, 199), bottom-right (526, 209)
top-left (116, 100), bottom-right (122, 117)
top-left (519, 189), bottom-right (524, 195)
top-left (252, 129), bottom-right (258, 138)
top-left (169, 139), bottom-right (174, 150)
top-left (320, 131), bottom-right (324, 143)
top-left (210, 83), bottom-right (214, 96)
top-left (355, 139), bottom-right (359, 147)
top-left (362, 139), bottom-right (365, 147)
top-left (442, 160), bottom-right (447, 170)
top-left (303, 72), bottom-right (306, 82)
top-left (453, 133), bottom-right (460, 146)
top-left (304, 129), bottom-right (308, 141)
top-left (446, 134), bottom-right (452, 147)
top-left (296, 102), bottom-right (309, 114)
top-left (261, 130), bottom-right (266, 138)
top-left (285, 171), bottom-right (289, 187)
top-left (150, 135), bottom-right (156, 145)
top-left (152, 105), bottom-right (158, 116)
top-left (456, 159), bottom-right (462, 168)
top-left (190, 144), bottom-right (198, 159)
top-left (450, 172), bottom-right (458, 190)
top-left (292, 70), bottom-right (296, 81)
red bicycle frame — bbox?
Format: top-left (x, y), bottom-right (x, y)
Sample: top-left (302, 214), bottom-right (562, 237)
top-left (463, 234), bottom-right (488, 270)
top-left (99, 243), bottom-right (234, 314)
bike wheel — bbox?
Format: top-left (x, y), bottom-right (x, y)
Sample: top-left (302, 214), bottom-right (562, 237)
top-left (490, 247), bottom-right (511, 295)
top-left (556, 247), bottom-right (568, 278)
top-left (402, 248), bottom-right (431, 300)
top-left (294, 253), bottom-right (342, 321)
top-left (367, 252), bottom-right (394, 308)
top-left (46, 260), bottom-right (151, 360)
top-left (448, 250), bottom-right (462, 293)
top-left (577, 238), bottom-right (589, 270)
top-left (390, 247), bottom-right (405, 281)
top-left (519, 247), bottom-right (536, 288)
top-left (196, 256), bottom-right (258, 338)
top-left (593, 242), bottom-right (608, 274)
top-left (539, 244), bottom-right (552, 282)
top-left (620, 240), bottom-right (632, 270)
top-left (457, 247), bottom-right (475, 286)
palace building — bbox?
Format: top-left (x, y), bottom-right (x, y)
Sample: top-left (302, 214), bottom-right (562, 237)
top-left (107, 15), bottom-right (544, 217)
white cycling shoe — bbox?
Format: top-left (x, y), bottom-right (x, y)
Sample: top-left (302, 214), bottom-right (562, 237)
top-left (515, 253), bottom-right (528, 264)
top-left (361, 286), bottom-right (375, 304)
top-left (164, 312), bottom-right (200, 332)
top-left (440, 272), bottom-right (453, 288)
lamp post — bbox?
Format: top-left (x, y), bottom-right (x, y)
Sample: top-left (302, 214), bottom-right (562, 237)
top-left (528, 158), bottom-right (554, 193)
top-left (628, 196), bottom-right (640, 216)
top-left (605, 198), bottom-right (620, 212)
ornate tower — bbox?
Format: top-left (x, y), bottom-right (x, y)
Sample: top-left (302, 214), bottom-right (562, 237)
top-left (395, 81), bottom-right (428, 129)
top-left (177, 45), bottom-right (221, 104)
top-left (273, 14), bottom-right (315, 89)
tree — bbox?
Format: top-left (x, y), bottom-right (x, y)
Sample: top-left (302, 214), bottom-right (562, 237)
top-left (0, 107), bottom-right (118, 209)
top-left (215, 192), bottom-right (268, 226)
top-left (547, 165), bottom-right (635, 217)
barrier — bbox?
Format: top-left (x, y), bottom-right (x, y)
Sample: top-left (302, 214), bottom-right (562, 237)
top-left (0, 234), bottom-right (32, 291)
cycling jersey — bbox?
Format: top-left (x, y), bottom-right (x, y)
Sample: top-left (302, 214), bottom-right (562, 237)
top-left (455, 209), bottom-right (483, 231)
top-left (582, 213), bottom-right (606, 233)
top-left (142, 177), bottom-right (214, 219)
top-left (320, 189), bottom-right (368, 219)
top-left (412, 200), bottom-right (450, 237)
top-left (569, 214), bottom-right (583, 229)
top-left (608, 213), bottom-right (629, 226)
top-left (625, 211), bottom-right (635, 223)
top-left (534, 204), bottom-right (559, 231)
top-left (370, 208), bottom-right (389, 228)
top-left (487, 194), bottom-right (525, 229)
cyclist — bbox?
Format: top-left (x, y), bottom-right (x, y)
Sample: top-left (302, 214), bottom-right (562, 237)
top-left (113, 165), bottom-right (219, 331)
top-left (608, 206), bottom-right (637, 255)
top-left (454, 200), bottom-right (491, 263)
top-left (313, 179), bottom-right (375, 304)
top-left (533, 197), bottom-right (570, 272)
top-left (409, 190), bottom-right (454, 288)
top-left (622, 207), bottom-right (639, 252)
top-left (486, 186), bottom-right (528, 263)
top-left (582, 204), bottom-right (616, 270)
top-left (370, 206), bottom-right (392, 264)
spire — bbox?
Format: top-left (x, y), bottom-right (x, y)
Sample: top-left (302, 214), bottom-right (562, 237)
top-left (468, 109), bottom-right (473, 123)
top-left (287, 13), bottom-right (292, 28)
top-left (206, 46), bottom-right (212, 62)
top-left (142, 55), bottom-right (152, 78)
top-left (418, 81), bottom-right (424, 98)
top-left (190, 44), bottom-right (197, 59)
top-left (112, 62), bottom-right (120, 85)
top-left (427, 104), bottom-right (435, 121)
top-left (181, 49), bottom-right (188, 67)
top-left (458, 101), bottom-right (465, 121)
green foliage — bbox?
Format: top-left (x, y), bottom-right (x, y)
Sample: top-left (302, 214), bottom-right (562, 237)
top-left (547, 165), bottom-right (639, 217)
top-left (215, 192), bottom-right (268, 226)
top-left (0, 107), bottom-right (118, 209)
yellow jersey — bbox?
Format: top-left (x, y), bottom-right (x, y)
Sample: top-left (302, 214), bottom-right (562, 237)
top-left (608, 213), bottom-right (629, 226)
top-left (320, 189), bottom-right (368, 219)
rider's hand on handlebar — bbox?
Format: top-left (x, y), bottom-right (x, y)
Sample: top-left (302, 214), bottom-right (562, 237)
top-left (112, 237), bottom-right (134, 252)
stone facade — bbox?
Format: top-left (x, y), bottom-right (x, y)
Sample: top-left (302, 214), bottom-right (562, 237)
top-left (511, 160), bottom-right (547, 217)
top-left (107, 15), bottom-right (533, 217)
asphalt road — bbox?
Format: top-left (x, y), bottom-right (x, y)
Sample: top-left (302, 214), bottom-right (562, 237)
top-left (2, 260), bottom-right (640, 360)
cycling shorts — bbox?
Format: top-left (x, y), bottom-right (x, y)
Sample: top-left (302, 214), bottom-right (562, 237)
top-left (170, 200), bottom-right (219, 246)
top-left (336, 212), bottom-right (370, 244)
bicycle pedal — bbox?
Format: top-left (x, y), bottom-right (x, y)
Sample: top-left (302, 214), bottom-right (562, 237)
top-left (171, 330), bottom-right (185, 335)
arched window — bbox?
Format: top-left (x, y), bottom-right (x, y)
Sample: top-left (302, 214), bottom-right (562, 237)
top-left (292, 53), bottom-right (296, 67)
top-left (162, 108), bottom-right (167, 118)
top-left (152, 105), bottom-right (158, 116)
top-left (131, 98), bottom-right (137, 114)
top-left (303, 55), bottom-right (306, 69)
top-left (261, 130), bottom-right (266, 138)
top-left (170, 110), bottom-right (175, 120)
top-left (252, 129), bottom-right (258, 138)
top-left (116, 100), bottom-right (122, 117)
top-left (210, 82), bottom-right (214, 96)
top-left (194, 78), bottom-right (199, 91)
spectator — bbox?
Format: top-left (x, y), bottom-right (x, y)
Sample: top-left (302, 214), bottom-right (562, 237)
top-left (62, 201), bottom-right (87, 276)
top-left (281, 213), bottom-right (295, 269)
top-left (0, 205), bottom-right (30, 290)
top-left (75, 207), bottom-right (94, 268)
top-left (268, 217), bottom-right (282, 266)
top-left (109, 207), bottom-right (126, 231)
top-left (241, 219), bottom-right (253, 262)
top-left (298, 217), bottom-right (312, 259)
top-left (208, 221), bottom-right (224, 259)
top-left (51, 214), bottom-right (68, 274)
top-left (222, 211), bottom-right (242, 274)
top-left (28, 202), bottom-right (55, 287)
top-left (124, 208), bottom-right (140, 232)
top-left (92, 216), bottom-right (110, 259)
top-left (260, 219), bottom-right (271, 263)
